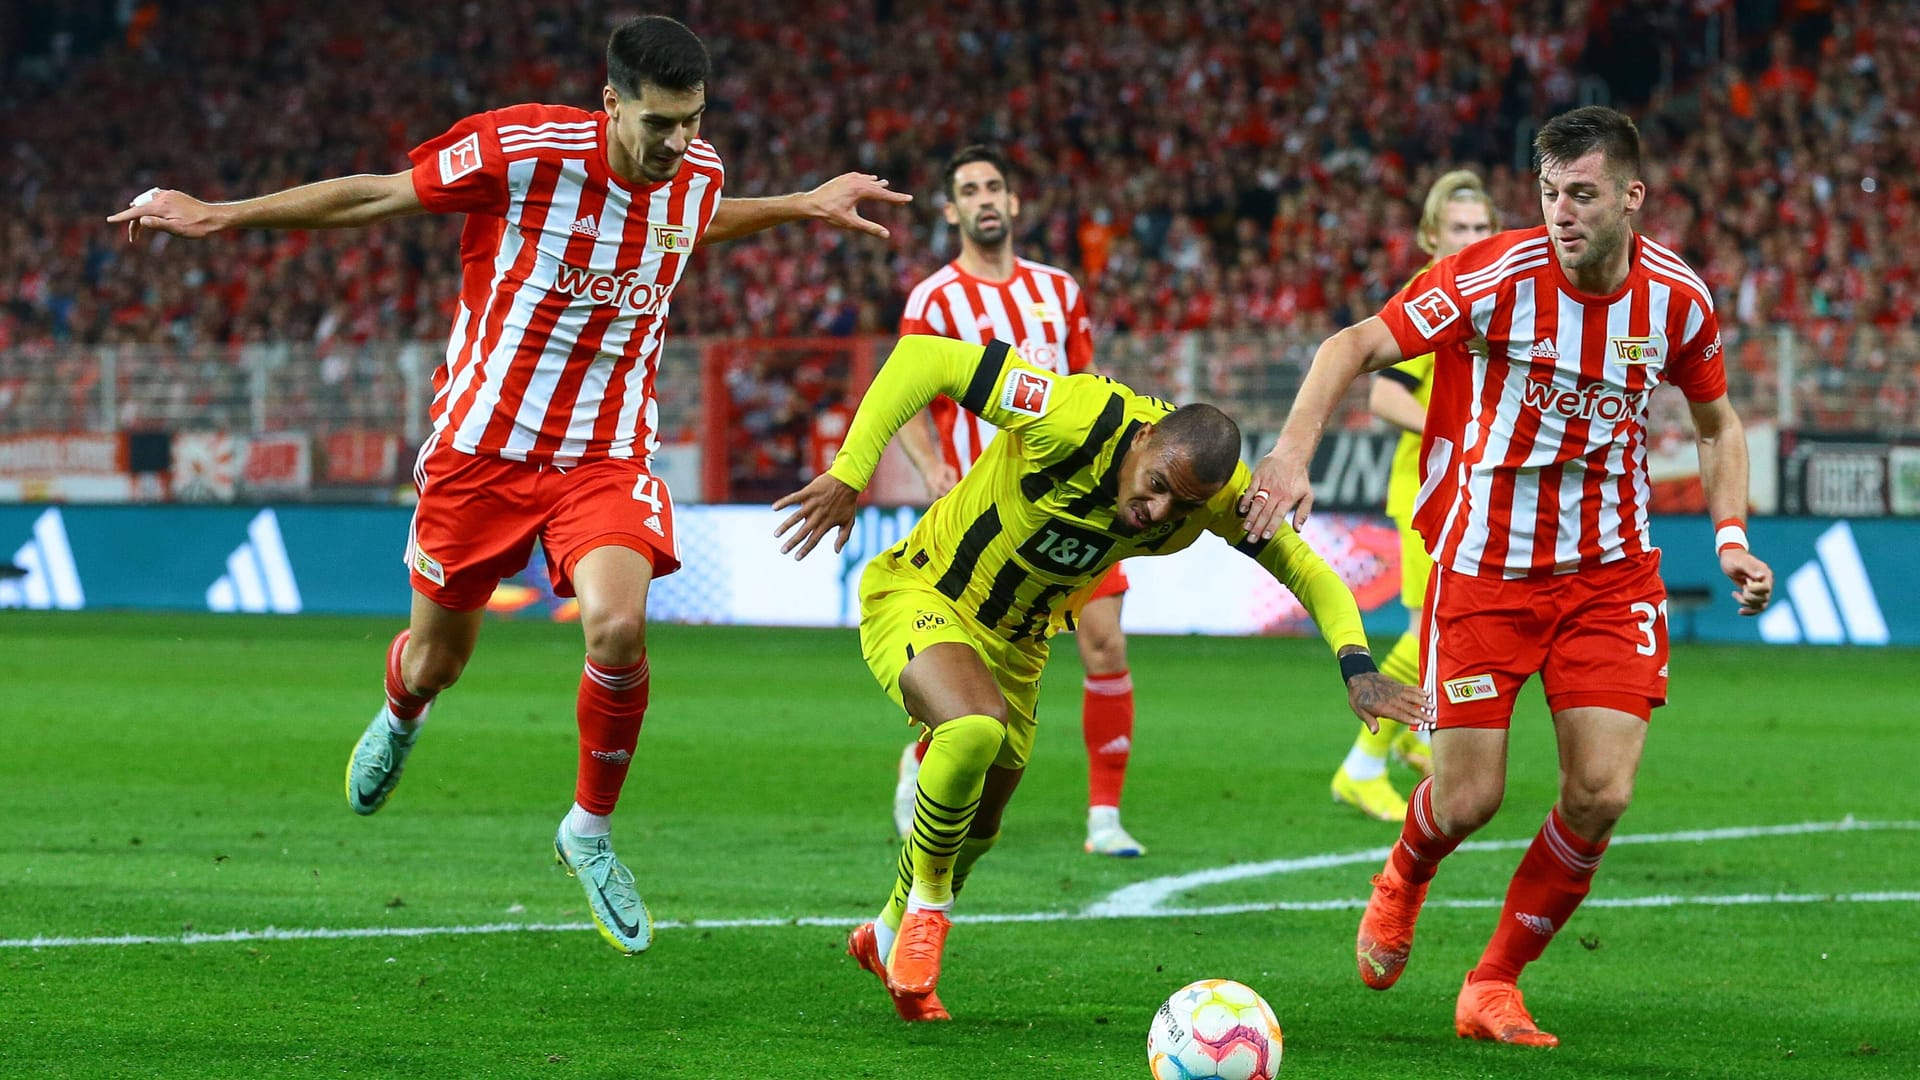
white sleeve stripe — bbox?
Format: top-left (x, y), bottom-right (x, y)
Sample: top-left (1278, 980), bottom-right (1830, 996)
top-left (497, 121), bottom-right (598, 135)
top-left (501, 144), bottom-right (597, 155)
top-left (1455, 238), bottom-right (1551, 290)
top-left (1459, 257), bottom-right (1551, 298)
top-left (1640, 250), bottom-right (1713, 309)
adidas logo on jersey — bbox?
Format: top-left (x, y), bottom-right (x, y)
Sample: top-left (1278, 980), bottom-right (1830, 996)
top-left (1758, 521), bottom-right (1888, 645)
top-left (206, 509), bottom-right (303, 614)
top-left (643, 514), bottom-right (663, 535)
top-left (1514, 912), bottom-right (1557, 936)
top-left (1528, 339), bottom-right (1561, 361)
top-left (0, 507), bottom-right (85, 610)
top-left (569, 215), bottom-right (601, 238)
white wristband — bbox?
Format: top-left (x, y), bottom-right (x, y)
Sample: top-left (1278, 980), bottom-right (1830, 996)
top-left (1714, 524), bottom-right (1749, 554)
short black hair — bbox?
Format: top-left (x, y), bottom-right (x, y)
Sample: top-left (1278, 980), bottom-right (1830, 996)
top-left (606, 15), bottom-right (709, 99)
top-left (943, 144), bottom-right (1013, 201)
top-left (1534, 106), bottom-right (1641, 185)
top-left (1151, 404), bottom-right (1242, 488)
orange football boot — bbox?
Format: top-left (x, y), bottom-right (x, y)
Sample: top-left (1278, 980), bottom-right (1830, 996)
top-left (1356, 866), bottom-right (1429, 989)
top-left (845, 922), bottom-right (950, 1022)
top-left (1454, 971), bottom-right (1559, 1047)
top-left (885, 908), bottom-right (952, 997)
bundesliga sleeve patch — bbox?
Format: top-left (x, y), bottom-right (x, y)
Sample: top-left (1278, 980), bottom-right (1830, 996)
top-left (1402, 287), bottom-right (1461, 338)
top-left (438, 133), bottom-right (483, 185)
top-left (1001, 369), bottom-right (1054, 416)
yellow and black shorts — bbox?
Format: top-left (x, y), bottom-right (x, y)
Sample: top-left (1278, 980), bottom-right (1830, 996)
top-left (858, 552), bottom-right (1047, 771)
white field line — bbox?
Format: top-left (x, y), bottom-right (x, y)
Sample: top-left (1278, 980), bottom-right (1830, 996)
top-left (5, 818), bottom-right (1917, 950)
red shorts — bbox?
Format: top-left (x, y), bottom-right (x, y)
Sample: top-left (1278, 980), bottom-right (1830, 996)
top-left (1421, 551), bottom-right (1668, 728)
top-left (404, 436), bottom-right (680, 611)
top-left (1088, 561), bottom-right (1130, 602)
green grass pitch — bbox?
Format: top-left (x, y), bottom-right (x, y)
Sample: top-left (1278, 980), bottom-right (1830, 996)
top-left (2, 612), bottom-right (1915, 1078)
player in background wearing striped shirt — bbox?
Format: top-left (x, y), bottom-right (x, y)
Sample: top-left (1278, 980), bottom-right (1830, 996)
top-left (1329, 170), bottom-right (1496, 822)
top-left (891, 145), bottom-right (1148, 859)
top-left (1242, 107), bottom-right (1774, 1047)
top-left (774, 335), bottom-right (1427, 1021)
top-left (108, 15), bottom-right (910, 957)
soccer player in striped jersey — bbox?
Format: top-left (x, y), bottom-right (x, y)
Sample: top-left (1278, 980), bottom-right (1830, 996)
top-left (892, 145), bottom-right (1148, 859)
top-left (774, 335), bottom-right (1428, 1021)
top-left (1329, 169), bottom-right (1496, 823)
top-left (109, 15), bottom-right (909, 957)
top-left (1243, 107), bottom-right (1774, 1047)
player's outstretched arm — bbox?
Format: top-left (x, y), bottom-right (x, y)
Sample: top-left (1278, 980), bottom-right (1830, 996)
top-left (773, 473), bottom-right (860, 560)
top-left (700, 172), bottom-right (911, 245)
top-left (1689, 394), bottom-right (1774, 615)
top-left (107, 172), bottom-right (425, 242)
top-left (1242, 316), bottom-right (1406, 539)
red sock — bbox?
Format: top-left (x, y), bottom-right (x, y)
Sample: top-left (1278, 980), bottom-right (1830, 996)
top-left (384, 630), bottom-right (434, 721)
top-left (913, 738), bottom-right (930, 764)
top-left (1389, 776), bottom-right (1463, 884)
top-left (1474, 806), bottom-right (1608, 984)
top-left (574, 654), bottom-right (650, 815)
top-left (1082, 670), bottom-right (1134, 809)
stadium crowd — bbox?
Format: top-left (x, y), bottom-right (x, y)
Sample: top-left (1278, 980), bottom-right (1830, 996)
top-left (1, 0), bottom-right (1915, 436)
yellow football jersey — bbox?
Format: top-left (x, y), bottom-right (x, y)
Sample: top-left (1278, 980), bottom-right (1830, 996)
top-left (1381, 264), bottom-right (1438, 522)
top-left (828, 335), bottom-right (1367, 654)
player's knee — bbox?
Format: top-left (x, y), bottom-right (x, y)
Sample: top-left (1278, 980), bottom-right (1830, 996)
top-left (404, 645), bottom-right (468, 695)
top-left (1077, 631), bottom-right (1127, 675)
top-left (1560, 776), bottom-right (1634, 833)
top-left (1433, 783), bottom-right (1501, 836)
top-left (583, 612), bottom-right (647, 666)
top-left (936, 712), bottom-right (1007, 759)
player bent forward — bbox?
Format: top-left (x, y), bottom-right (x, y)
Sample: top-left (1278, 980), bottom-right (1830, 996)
top-left (774, 335), bottom-right (1429, 1021)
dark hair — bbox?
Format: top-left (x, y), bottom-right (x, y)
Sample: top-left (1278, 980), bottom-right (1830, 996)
top-left (606, 15), bottom-right (710, 99)
top-left (1534, 106), bottom-right (1641, 184)
top-left (943, 144), bottom-right (1013, 201)
top-left (1152, 404), bottom-right (1242, 487)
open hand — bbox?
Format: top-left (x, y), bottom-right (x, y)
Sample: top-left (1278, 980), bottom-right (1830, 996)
top-left (807, 173), bottom-right (912, 240)
top-left (1346, 672), bottom-right (1430, 733)
top-left (772, 474), bottom-right (860, 559)
top-left (106, 188), bottom-right (223, 242)
top-left (1238, 446), bottom-right (1313, 540)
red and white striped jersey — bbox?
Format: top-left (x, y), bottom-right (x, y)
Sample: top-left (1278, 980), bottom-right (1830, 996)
top-left (1377, 225), bottom-right (1727, 578)
top-left (408, 103), bottom-right (723, 464)
top-left (900, 258), bottom-right (1093, 474)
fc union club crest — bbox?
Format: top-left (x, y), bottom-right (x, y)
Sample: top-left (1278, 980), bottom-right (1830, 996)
top-left (650, 222), bottom-right (693, 252)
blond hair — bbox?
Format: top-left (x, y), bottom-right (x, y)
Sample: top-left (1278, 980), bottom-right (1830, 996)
top-left (1417, 169), bottom-right (1497, 255)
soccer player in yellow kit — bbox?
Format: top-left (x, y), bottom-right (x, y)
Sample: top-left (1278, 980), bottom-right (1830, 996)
top-left (774, 335), bottom-right (1429, 1021)
top-left (1328, 170), bottom-right (1497, 822)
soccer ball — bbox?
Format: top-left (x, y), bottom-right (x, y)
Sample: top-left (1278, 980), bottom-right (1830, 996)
top-left (1147, 979), bottom-right (1284, 1080)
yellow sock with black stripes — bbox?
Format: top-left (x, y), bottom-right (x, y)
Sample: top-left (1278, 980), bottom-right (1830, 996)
top-left (875, 714), bottom-right (1003, 959)
top-left (951, 830), bottom-right (1000, 897)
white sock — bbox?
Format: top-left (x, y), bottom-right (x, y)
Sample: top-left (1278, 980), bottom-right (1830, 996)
top-left (874, 917), bottom-right (898, 965)
top-left (905, 883), bottom-right (954, 914)
top-left (1340, 744), bottom-right (1388, 781)
top-left (1088, 805), bottom-right (1121, 833)
top-left (384, 704), bottom-right (425, 737)
top-left (565, 803), bottom-right (612, 837)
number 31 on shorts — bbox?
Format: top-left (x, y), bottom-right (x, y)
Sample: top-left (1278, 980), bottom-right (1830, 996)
top-left (1630, 600), bottom-right (1668, 656)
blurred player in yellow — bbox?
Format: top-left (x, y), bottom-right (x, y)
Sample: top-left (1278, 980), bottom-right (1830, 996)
top-left (1329, 170), bottom-right (1496, 821)
top-left (774, 335), bottom-right (1428, 1021)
